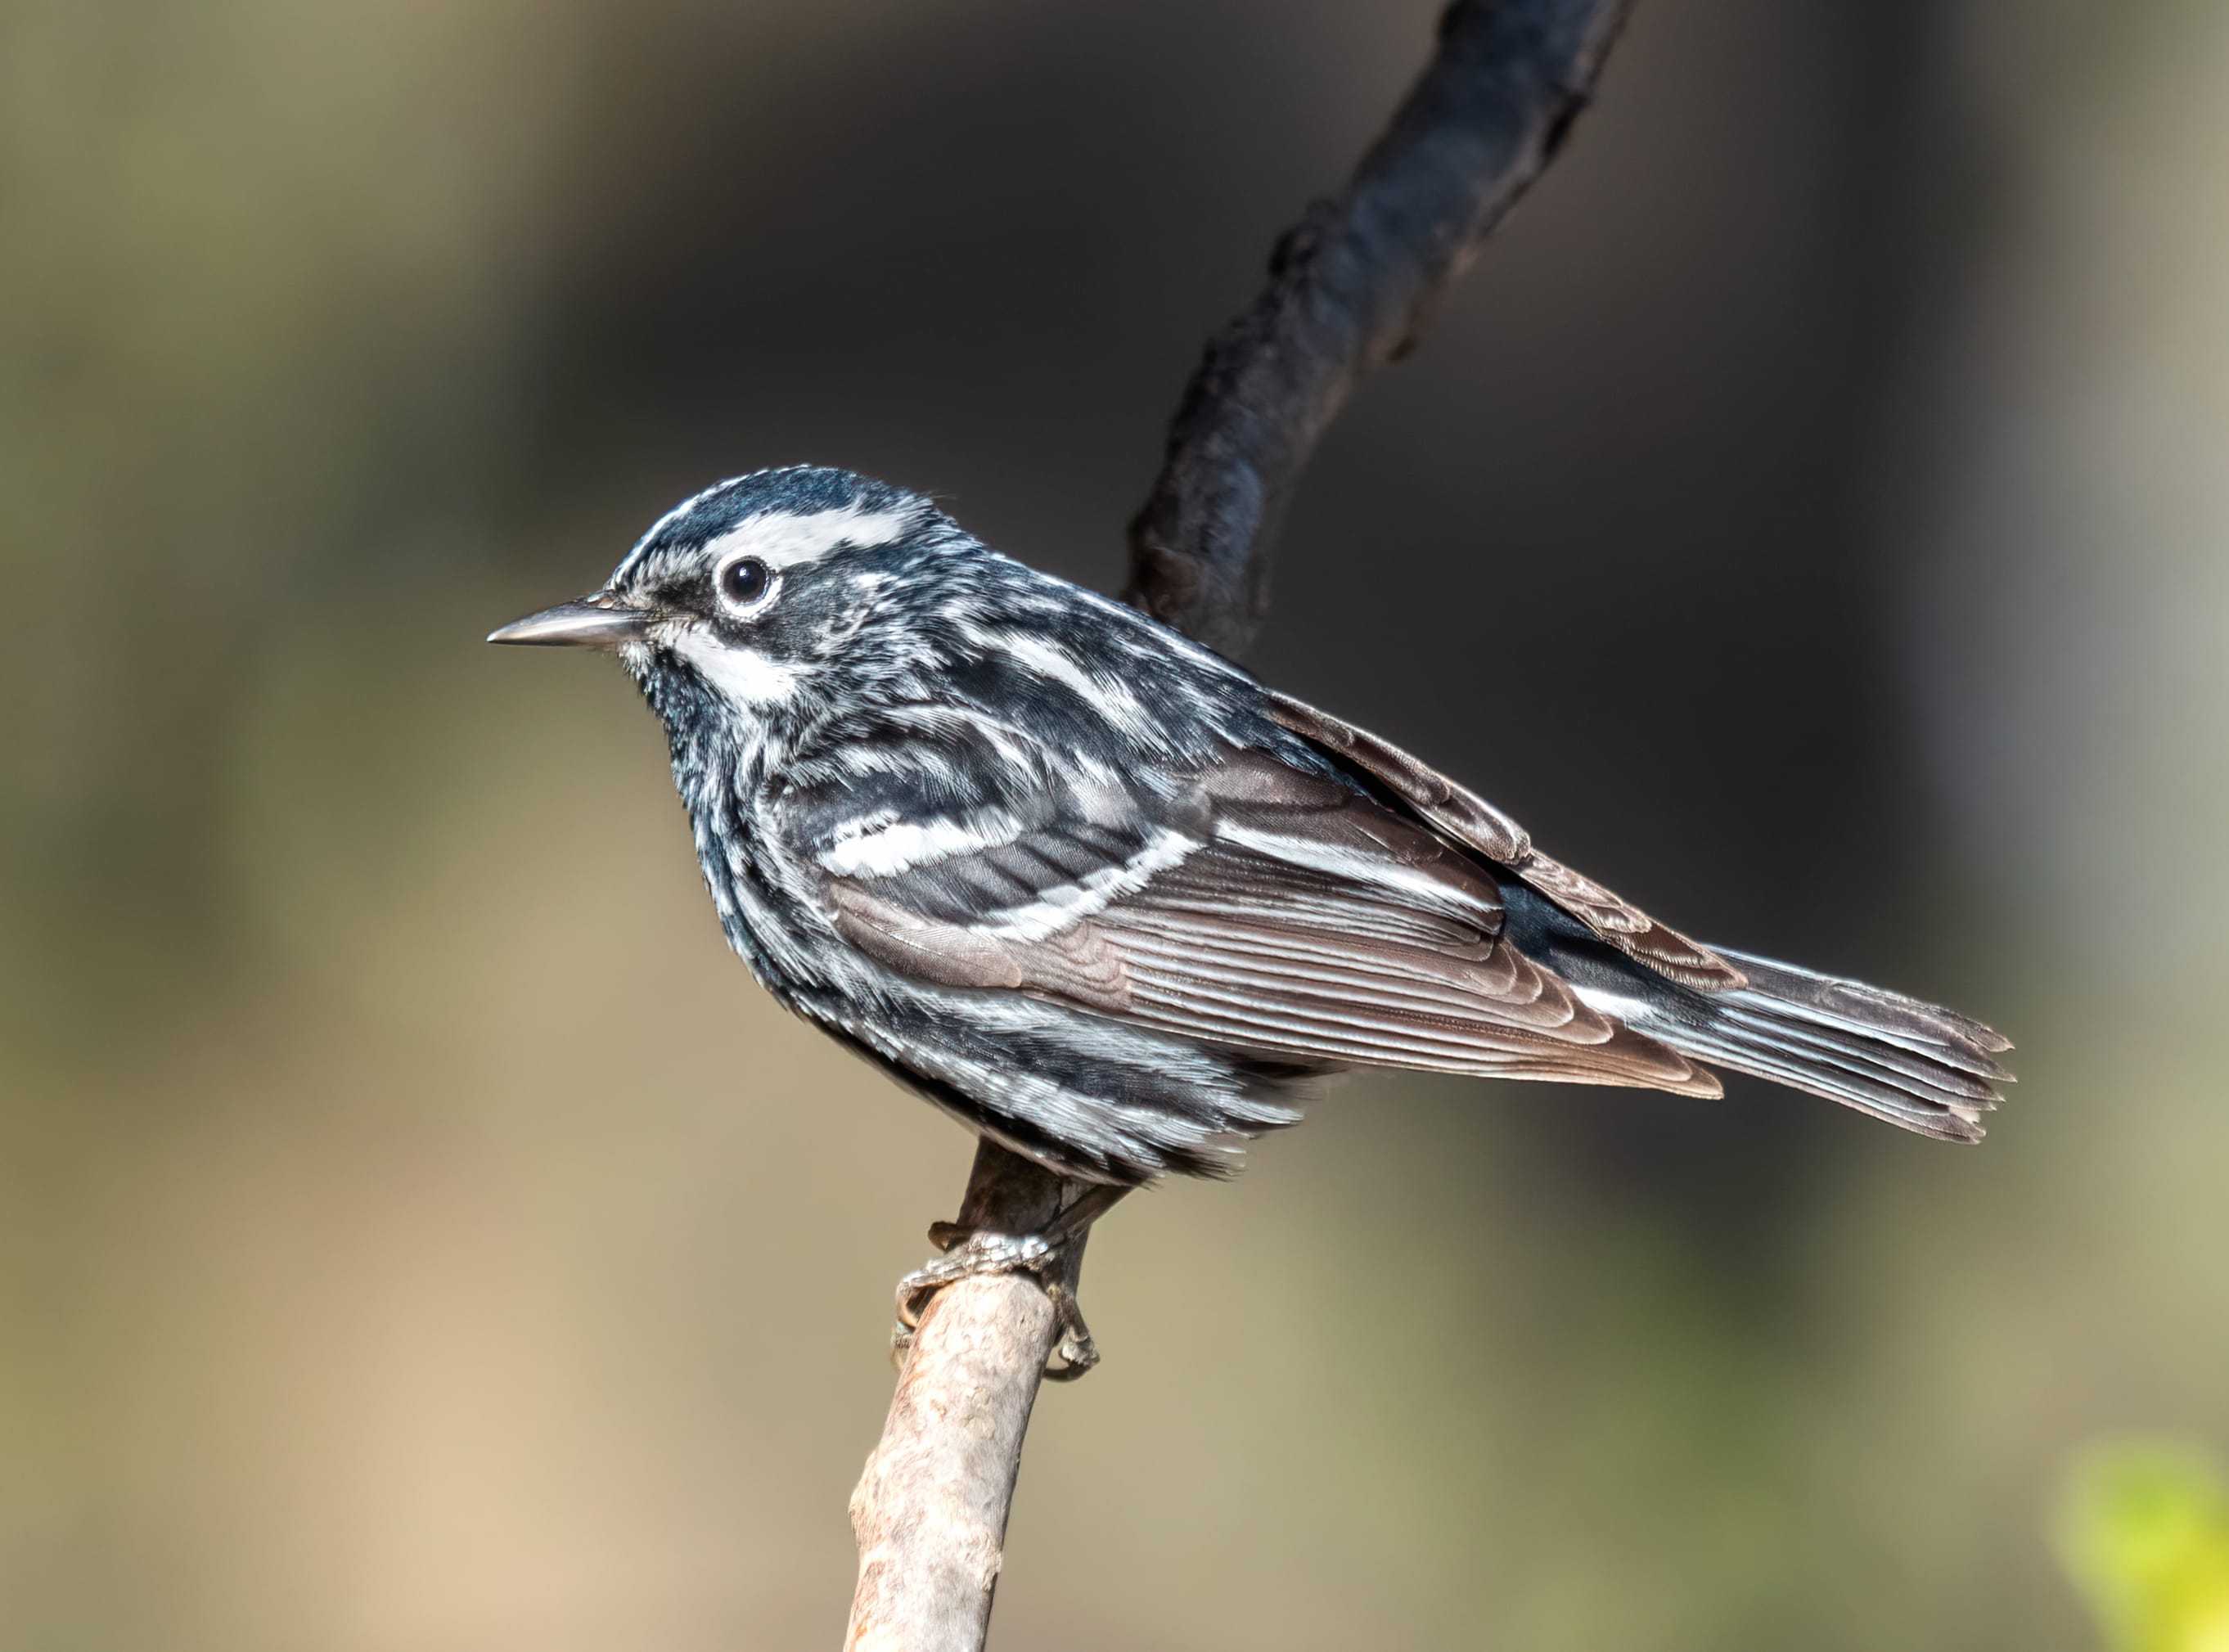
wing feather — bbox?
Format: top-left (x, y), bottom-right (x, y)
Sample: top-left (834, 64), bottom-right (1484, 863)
top-left (1094, 866), bottom-right (1715, 1093)
top-left (1122, 978), bottom-right (1715, 1088)
top-left (1263, 691), bottom-right (1749, 991)
top-left (1105, 923), bottom-right (1550, 1031)
top-left (814, 736), bottom-right (1720, 1100)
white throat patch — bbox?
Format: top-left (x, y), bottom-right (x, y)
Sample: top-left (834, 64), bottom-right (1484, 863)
top-left (670, 627), bottom-right (801, 709)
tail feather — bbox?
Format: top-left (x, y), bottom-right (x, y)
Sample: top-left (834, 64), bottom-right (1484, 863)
top-left (1715, 1005), bottom-right (1999, 1107)
top-left (1661, 1024), bottom-right (1993, 1142)
top-left (1722, 950), bottom-right (2012, 1064)
top-left (1611, 947), bottom-right (2013, 1143)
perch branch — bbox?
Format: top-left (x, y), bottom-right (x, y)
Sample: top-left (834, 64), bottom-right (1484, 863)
top-left (844, 1141), bottom-right (1091, 1650)
top-left (1126, 0), bottom-right (1637, 658)
top-left (845, 2), bottom-right (1634, 1645)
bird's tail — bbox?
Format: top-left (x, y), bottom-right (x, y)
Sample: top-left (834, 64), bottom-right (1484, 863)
top-left (1606, 948), bottom-right (2014, 1141)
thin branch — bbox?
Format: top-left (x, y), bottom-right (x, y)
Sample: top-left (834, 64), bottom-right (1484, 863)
top-left (843, 1141), bottom-right (1090, 1651)
top-left (845, 2), bottom-right (1634, 1645)
top-left (1125, 0), bottom-right (1637, 659)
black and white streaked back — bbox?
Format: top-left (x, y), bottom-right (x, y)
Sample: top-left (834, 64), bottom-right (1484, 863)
top-left (549, 465), bottom-right (2010, 1185)
top-left (588, 467), bottom-right (1344, 1178)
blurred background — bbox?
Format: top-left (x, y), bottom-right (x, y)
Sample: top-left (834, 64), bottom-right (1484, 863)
top-left (5, 0), bottom-right (2227, 1645)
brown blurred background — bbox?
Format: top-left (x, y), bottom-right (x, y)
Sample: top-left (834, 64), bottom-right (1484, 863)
top-left (5, 0), bottom-right (2227, 1646)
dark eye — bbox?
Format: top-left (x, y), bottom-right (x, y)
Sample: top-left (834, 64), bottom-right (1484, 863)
top-left (717, 556), bottom-right (772, 610)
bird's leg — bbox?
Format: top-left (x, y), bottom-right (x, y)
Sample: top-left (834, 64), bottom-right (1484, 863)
top-left (893, 1184), bottom-right (1128, 1380)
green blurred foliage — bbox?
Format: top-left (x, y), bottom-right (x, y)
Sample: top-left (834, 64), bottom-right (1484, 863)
top-left (2061, 1447), bottom-right (2229, 1652)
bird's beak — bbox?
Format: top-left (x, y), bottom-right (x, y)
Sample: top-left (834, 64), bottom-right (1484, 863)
top-left (486, 597), bottom-right (648, 648)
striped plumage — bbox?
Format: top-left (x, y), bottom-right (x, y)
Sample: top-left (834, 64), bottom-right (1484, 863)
top-left (491, 466), bottom-right (2011, 1186)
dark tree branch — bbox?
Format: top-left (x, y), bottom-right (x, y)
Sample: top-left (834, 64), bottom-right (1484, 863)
top-left (1125, 0), bottom-right (1637, 658)
top-left (847, 2), bottom-right (1634, 1644)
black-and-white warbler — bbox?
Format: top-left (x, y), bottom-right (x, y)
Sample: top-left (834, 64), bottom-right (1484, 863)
top-left (491, 466), bottom-right (2011, 1362)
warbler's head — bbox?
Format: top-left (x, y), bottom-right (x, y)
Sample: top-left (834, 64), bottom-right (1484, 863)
top-left (489, 466), bottom-right (970, 727)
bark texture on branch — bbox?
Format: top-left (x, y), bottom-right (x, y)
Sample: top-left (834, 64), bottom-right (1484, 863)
top-left (844, 2), bottom-right (1634, 1645)
top-left (1125, 0), bottom-right (1636, 659)
top-left (843, 1142), bottom-right (1087, 1651)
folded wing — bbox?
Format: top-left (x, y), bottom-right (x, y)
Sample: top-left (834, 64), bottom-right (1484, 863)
top-left (1262, 690), bottom-right (1749, 990)
top-left (807, 733), bottom-right (1719, 1098)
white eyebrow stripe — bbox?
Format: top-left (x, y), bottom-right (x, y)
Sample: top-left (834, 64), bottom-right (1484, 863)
top-left (700, 505), bottom-right (916, 573)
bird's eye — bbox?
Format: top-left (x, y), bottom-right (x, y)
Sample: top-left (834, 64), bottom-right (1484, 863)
top-left (717, 556), bottom-right (773, 610)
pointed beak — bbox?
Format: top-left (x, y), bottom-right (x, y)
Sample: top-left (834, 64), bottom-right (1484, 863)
top-left (486, 598), bottom-right (648, 648)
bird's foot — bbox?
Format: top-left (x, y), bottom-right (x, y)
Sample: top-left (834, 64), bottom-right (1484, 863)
top-left (891, 1199), bottom-right (1113, 1380)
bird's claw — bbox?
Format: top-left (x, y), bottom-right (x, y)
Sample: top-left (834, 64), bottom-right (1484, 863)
top-left (891, 1226), bottom-right (1101, 1381)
